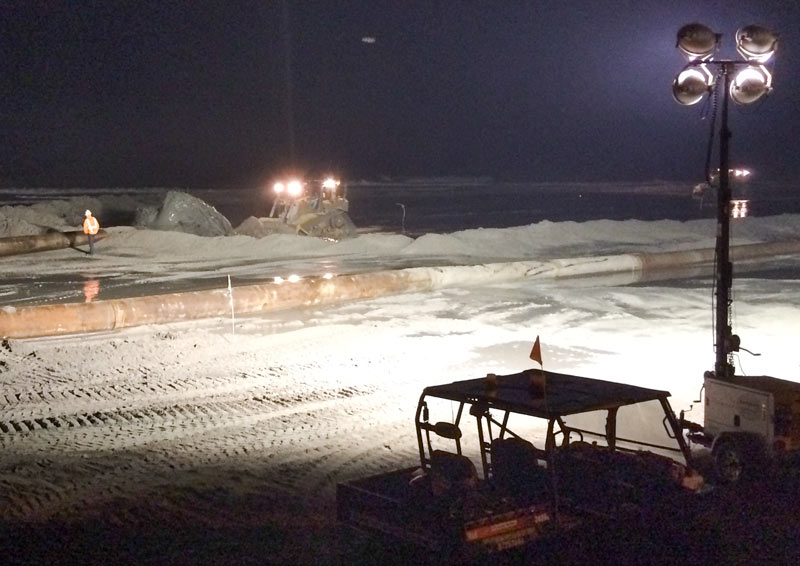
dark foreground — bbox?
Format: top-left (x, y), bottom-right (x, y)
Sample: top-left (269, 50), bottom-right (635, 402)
top-left (3, 464), bottom-right (800, 566)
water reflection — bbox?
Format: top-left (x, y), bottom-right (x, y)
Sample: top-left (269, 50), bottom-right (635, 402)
top-left (731, 199), bottom-right (749, 219)
top-left (83, 280), bottom-right (100, 302)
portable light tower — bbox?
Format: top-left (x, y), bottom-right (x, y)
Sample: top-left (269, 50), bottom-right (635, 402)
top-left (672, 23), bottom-right (778, 379)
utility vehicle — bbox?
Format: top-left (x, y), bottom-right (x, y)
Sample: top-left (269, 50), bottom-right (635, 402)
top-left (337, 368), bottom-right (705, 561)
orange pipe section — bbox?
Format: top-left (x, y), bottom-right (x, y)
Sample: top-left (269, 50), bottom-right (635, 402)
top-left (0, 270), bottom-right (435, 339)
top-left (0, 230), bottom-right (108, 257)
top-left (1, 240), bottom-right (798, 339)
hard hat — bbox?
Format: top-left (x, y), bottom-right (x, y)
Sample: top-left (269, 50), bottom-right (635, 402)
top-left (85, 210), bottom-right (92, 216)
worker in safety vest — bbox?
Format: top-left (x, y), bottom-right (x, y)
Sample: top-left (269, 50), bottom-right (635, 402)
top-left (83, 209), bottom-right (100, 255)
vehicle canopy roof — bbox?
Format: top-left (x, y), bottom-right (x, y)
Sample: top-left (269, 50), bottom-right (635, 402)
top-left (422, 369), bottom-right (672, 420)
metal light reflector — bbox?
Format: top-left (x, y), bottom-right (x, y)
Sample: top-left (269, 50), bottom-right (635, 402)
top-left (676, 23), bottom-right (719, 60)
top-left (672, 67), bottom-right (713, 105)
top-left (736, 25), bottom-right (778, 63)
top-left (729, 65), bottom-right (772, 105)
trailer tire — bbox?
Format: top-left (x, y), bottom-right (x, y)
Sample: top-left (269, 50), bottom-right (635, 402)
top-left (712, 438), bottom-right (763, 484)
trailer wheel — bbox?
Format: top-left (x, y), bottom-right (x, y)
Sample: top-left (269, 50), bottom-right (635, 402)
top-left (713, 440), bottom-right (745, 484)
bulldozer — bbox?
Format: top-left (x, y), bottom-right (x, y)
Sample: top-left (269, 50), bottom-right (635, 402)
top-left (255, 176), bottom-right (357, 240)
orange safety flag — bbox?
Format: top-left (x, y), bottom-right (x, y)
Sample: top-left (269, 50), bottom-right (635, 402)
top-left (529, 336), bottom-right (543, 366)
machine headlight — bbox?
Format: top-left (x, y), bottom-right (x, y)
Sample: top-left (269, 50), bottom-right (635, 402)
top-left (322, 177), bottom-right (340, 191)
top-left (287, 180), bottom-right (304, 197)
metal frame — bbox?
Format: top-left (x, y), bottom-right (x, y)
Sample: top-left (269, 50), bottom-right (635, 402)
top-left (413, 369), bottom-right (695, 479)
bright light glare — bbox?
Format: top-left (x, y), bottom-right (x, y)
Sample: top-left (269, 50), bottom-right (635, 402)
top-left (323, 273), bottom-right (334, 279)
top-left (711, 168), bottom-right (752, 184)
top-left (730, 65), bottom-right (771, 105)
top-left (287, 274), bottom-right (301, 283)
top-left (273, 276), bottom-right (284, 284)
top-left (731, 200), bottom-right (749, 219)
top-left (322, 177), bottom-right (339, 191)
top-left (273, 182), bottom-right (285, 194)
top-left (672, 67), bottom-right (712, 106)
top-left (287, 180), bottom-right (303, 197)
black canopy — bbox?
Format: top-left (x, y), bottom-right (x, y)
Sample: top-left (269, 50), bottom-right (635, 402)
top-left (422, 369), bottom-right (671, 419)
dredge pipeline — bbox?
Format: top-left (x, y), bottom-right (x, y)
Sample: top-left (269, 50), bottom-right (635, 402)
top-left (1, 241), bottom-right (798, 339)
top-left (0, 230), bottom-right (108, 257)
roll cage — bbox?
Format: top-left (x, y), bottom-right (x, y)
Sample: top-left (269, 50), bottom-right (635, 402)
top-left (415, 369), bottom-right (694, 485)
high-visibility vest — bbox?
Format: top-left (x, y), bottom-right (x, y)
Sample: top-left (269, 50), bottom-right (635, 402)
top-left (83, 216), bottom-right (99, 235)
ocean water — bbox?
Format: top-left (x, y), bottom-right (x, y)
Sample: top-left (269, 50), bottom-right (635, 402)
top-left (1, 179), bottom-right (798, 235)
top-left (346, 180), bottom-right (800, 236)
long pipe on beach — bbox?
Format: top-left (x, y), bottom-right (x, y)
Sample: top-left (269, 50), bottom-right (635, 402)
top-left (0, 230), bottom-right (108, 257)
top-left (2, 240), bottom-right (799, 340)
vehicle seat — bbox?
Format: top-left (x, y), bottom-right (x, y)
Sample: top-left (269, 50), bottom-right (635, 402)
top-left (429, 450), bottom-right (478, 497)
top-left (557, 442), bottom-right (615, 502)
top-left (491, 437), bottom-right (548, 498)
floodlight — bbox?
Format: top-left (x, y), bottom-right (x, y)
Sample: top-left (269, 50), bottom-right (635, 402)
top-left (672, 22), bottom-right (778, 379)
top-left (273, 182), bottom-right (285, 194)
top-left (322, 177), bottom-right (339, 191)
top-left (709, 168), bottom-right (752, 185)
top-left (729, 65), bottom-right (772, 105)
top-left (676, 23), bottom-right (719, 60)
top-left (736, 25), bottom-right (778, 63)
top-left (672, 67), bottom-right (712, 105)
top-left (287, 180), bottom-right (303, 196)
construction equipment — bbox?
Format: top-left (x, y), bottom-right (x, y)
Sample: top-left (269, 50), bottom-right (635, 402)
top-left (674, 22), bottom-right (798, 484)
top-left (683, 374), bottom-right (800, 483)
top-left (337, 369), bottom-right (705, 562)
top-left (256, 176), bottom-right (357, 240)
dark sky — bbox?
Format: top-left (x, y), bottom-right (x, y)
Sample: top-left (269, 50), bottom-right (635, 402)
top-left (2, 1), bottom-right (798, 188)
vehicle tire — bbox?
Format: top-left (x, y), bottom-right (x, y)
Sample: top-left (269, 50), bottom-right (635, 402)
top-left (713, 440), bottom-right (746, 484)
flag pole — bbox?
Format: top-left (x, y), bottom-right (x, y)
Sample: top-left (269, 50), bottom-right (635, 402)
top-left (227, 275), bottom-right (235, 335)
top-left (529, 335), bottom-right (557, 520)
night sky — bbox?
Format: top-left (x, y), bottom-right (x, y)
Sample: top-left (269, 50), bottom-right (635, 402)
top-left (2, 1), bottom-right (798, 188)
